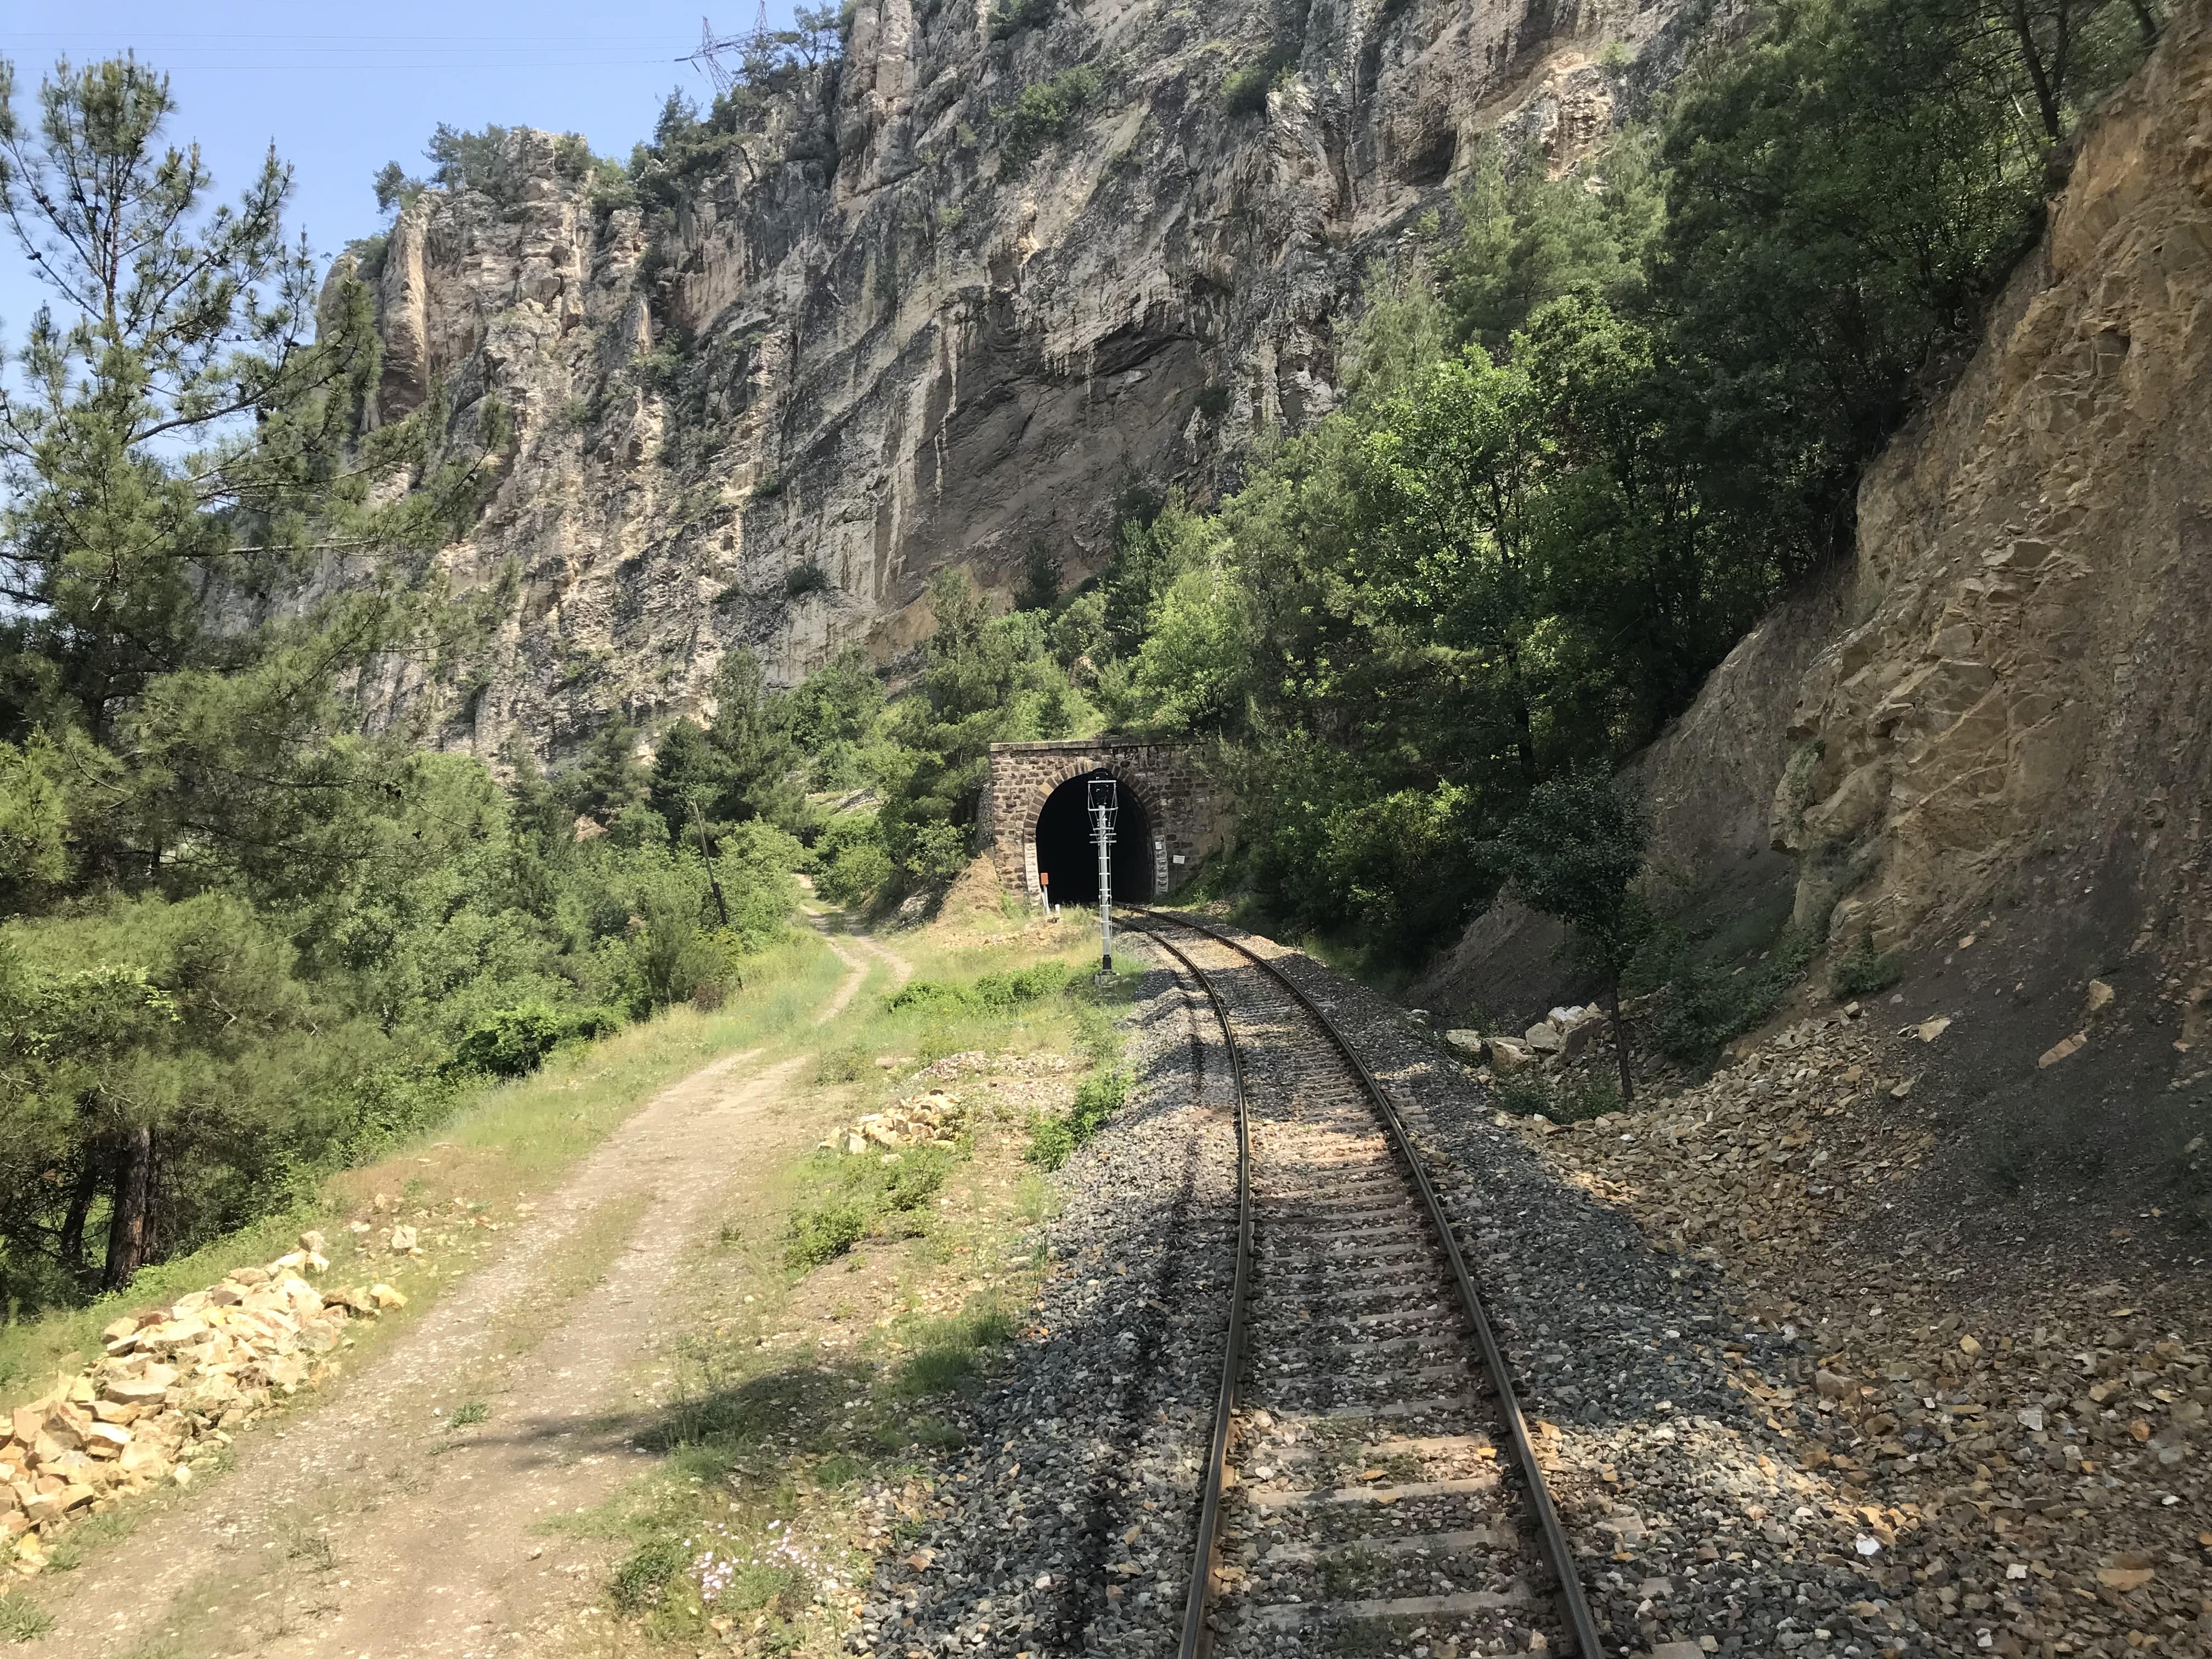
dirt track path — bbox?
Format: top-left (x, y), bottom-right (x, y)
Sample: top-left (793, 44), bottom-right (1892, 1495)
top-left (28, 926), bottom-right (907, 1659)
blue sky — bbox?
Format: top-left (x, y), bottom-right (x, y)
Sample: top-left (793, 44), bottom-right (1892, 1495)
top-left (0, 1), bottom-right (794, 339)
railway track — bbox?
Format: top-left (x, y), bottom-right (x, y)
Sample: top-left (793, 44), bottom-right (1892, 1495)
top-left (1126, 910), bottom-right (1607, 1659)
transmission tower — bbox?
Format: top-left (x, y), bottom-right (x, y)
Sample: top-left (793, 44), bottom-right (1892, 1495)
top-left (682, 4), bottom-right (771, 95)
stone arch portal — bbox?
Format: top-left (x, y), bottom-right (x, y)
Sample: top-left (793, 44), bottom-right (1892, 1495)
top-left (980, 741), bottom-right (1230, 907)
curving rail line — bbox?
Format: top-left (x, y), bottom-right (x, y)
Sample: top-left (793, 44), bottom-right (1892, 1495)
top-left (1126, 910), bottom-right (1607, 1659)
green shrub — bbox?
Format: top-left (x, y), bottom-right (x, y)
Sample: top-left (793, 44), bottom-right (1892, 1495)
top-left (988, 0), bottom-right (1056, 38)
top-left (1830, 927), bottom-right (1903, 1001)
top-left (1637, 923), bottom-right (1820, 1062)
top-left (785, 1199), bottom-right (870, 1266)
top-left (783, 562), bottom-right (834, 599)
top-left (783, 1144), bottom-right (956, 1265)
top-left (887, 962), bottom-right (1071, 1014)
top-left (1492, 1073), bottom-right (1552, 1118)
top-left (999, 66), bottom-right (1101, 169)
top-left (452, 1001), bottom-right (622, 1078)
top-left (814, 813), bottom-right (893, 909)
top-left (1026, 1065), bottom-right (1126, 1168)
top-left (610, 1537), bottom-right (687, 1612)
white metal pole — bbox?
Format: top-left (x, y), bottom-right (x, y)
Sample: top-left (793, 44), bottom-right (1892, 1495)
top-left (1095, 800), bottom-right (1113, 972)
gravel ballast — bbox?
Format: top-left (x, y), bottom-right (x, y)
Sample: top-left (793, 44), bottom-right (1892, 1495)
top-left (852, 953), bottom-right (1239, 1657)
top-left (849, 917), bottom-right (2212, 1659)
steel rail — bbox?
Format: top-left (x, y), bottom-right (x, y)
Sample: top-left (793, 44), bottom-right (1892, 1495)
top-left (1128, 908), bottom-right (1610, 1659)
top-left (1119, 916), bottom-right (1254, 1659)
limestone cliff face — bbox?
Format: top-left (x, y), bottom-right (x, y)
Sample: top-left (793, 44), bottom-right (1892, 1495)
top-left (348, 0), bottom-right (1695, 759)
top-left (1771, 3), bottom-right (2212, 994)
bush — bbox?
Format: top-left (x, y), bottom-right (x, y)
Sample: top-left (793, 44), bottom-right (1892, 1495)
top-left (452, 1001), bottom-right (622, 1078)
top-left (1491, 1073), bottom-right (1547, 1116)
top-left (887, 961), bottom-right (1071, 1014)
top-left (999, 66), bottom-right (1101, 169)
top-left (785, 1198), bottom-right (870, 1266)
top-left (1830, 927), bottom-right (1903, 1001)
top-left (783, 561), bottom-right (834, 599)
top-left (988, 0), bottom-right (1056, 37)
top-left (1637, 924), bottom-right (1820, 1061)
top-left (610, 1537), bottom-right (687, 1612)
top-left (783, 1144), bottom-right (956, 1265)
top-left (1220, 48), bottom-right (1294, 116)
top-left (814, 812), bottom-right (893, 909)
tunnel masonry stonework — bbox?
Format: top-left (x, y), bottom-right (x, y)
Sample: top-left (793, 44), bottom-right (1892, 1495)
top-left (980, 740), bottom-right (1232, 905)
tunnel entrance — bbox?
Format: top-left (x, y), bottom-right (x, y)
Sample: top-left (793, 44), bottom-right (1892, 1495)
top-left (1033, 770), bottom-right (1154, 906)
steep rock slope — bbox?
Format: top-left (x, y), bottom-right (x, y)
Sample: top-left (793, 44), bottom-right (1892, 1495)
top-left (1426, 6), bottom-right (2212, 1210)
top-left (347, 0), bottom-right (1695, 757)
top-left (1775, 9), bottom-right (2212, 981)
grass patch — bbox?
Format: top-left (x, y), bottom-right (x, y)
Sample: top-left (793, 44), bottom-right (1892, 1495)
top-left (885, 960), bottom-right (1073, 1014)
top-left (1026, 1065), bottom-right (1128, 1169)
top-left (891, 1298), bottom-right (1019, 1396)
top-left (449, 1400), bottom-right (488, 1427)
top-left (0, 1590), bottom-right (55, 1641)
top-left (784, 1143), bottom-right (958, 1266)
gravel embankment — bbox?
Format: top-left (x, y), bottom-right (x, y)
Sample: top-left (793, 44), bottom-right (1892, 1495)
top-left (851, 951), bottom-right (1239, 1657)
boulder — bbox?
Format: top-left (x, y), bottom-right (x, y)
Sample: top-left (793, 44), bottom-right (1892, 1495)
top-left (1524, 1022), bottom-right (1565, 1054)
top-left (1487, 1037), bottom-right (1537, 1073)
top-left (1443, 1030), bottom-right (1486, 1059)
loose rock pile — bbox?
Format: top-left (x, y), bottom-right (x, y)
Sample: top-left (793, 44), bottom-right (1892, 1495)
top-left (1506, 1009), bottom-right (2212, 1657)
top-left (820, 1091), bottom-right (965, 1155)
top-left (1, 1230), bottom-right (408, 1578)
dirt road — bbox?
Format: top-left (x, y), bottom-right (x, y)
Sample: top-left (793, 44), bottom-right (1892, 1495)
top-left (27, 930), bottom-right (899, 1659)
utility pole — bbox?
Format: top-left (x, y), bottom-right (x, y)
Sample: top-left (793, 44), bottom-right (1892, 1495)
top-left (689, 797), bottom-right (732, 928)
top-left (1088, 777), bottom-right (1118, 974)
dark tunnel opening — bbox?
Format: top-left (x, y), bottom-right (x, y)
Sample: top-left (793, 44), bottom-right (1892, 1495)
top-left (1034, 770), bottom-right (1154, 906)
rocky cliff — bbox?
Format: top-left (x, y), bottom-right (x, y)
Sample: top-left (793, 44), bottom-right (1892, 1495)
top-left (339, 0), bottom-right (1696, 758)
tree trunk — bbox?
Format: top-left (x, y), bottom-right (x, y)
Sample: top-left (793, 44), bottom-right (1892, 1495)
top-left (58, 1152), bottom-right (101, 1281)
top-left (1609, 978), bottom-right (1634, 1105)
top-left (101, 1125), bottom-right (156, 1291)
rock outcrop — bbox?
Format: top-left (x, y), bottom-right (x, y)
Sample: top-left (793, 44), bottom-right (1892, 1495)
top-left (1774, 7), bottom-right (2212, 975)
top-left (340, 0), bottom-right (1697, 760)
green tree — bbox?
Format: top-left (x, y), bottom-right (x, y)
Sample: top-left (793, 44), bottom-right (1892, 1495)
top-left (877, 570), bottom-right (1082, 885)
top-left (1652, 0), bottom-right (2151, 571)
top-left (1482, 775), bottom-right (1651, 1101)
top-left (788, 644), bottom-right (885, 791)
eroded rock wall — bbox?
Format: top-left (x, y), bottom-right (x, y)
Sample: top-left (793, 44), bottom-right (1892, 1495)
top-left (345, 0), bottom-right (1699, 760)
top-left (1774, 6), bottom-right (2212, 994)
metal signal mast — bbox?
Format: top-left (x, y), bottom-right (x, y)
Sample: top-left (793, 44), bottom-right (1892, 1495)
top-left (1089, 776), bottom-right (1118, 975)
